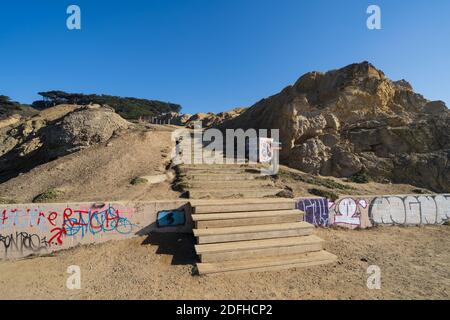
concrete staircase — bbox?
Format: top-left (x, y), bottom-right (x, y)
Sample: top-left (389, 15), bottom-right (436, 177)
top-left (173, 131), bottom-right (287, 199)
top-left (173, 131), bottom-right (337, 275)
top-left (175, 163), bottom-right (288, 199)
top-left (191, 199), bottom-right (337, 275)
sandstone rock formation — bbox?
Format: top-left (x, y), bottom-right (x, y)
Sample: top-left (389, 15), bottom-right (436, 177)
top-left (154, 108), bottom-right (247, 128)
top-left (153, 112), bottom-right (192, 126)
top-left (185, 108), bottom-right (247, 128)
top-left (221, 62), bottom-right (450, 192)
top-left (43, 104), bottom-right (130, 155)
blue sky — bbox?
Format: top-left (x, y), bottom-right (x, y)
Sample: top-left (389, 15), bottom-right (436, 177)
top-left (1, 0), bottom-right (449, 114)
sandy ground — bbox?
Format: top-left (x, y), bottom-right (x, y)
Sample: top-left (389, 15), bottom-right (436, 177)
top-left (0, 125), bottom-right (181, 203)
top-left (0, 225), bottom-right (448, 300)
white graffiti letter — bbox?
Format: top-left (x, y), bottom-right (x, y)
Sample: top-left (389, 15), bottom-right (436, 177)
top-left (404, 196), bottom-right (421, 225)
top-left (434, 195), bottom-right (450, 224)
top-left (333, 198), bottom-right (361, 226)
top-left (367, 5), bottom-right (381, 30)
top-left (417, 196), bottom-right (438, 224)
top-left (66, 5), bottom-right (81, 30)
top-left (366, 265), bottom-right (381, 290)
top-left (66, 265), bottom-right (81, 290)
top-left (370, 197), bottom-right (406, 225)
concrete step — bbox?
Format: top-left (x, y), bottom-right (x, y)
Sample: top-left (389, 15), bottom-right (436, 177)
top-left (180, 173), bottom-right (260, 181)
top-left (188, 188), bottom-right (285, 199)
top-left (197, 250), bottom-right (338, 275)
top-left (180, 163), bottom-right (265, 169)
top-left (194, 222), bottom-right (314, 244)
top-left (196, 235), bottom-right (323, 263)
top-left (193, 199), bottom-right (297, 214)
top-left (196, 215), bottom-right (300, 228)
top-left (180, 145), bottom-right (204, 149)
top-left (180, 161), bottom-right (258, 167)
top-left (184, 180), bottom-right (274, 190)
top-left (180, 160), bottom-right (227, 166)
top-left (181, 152), bottom-right (225, 157)
top-left (178, 168), bottom-right (261, 175)
top-left (193, 209), bottom-right (303, 228)
top-left (179, 164), bottom-right (261, 169)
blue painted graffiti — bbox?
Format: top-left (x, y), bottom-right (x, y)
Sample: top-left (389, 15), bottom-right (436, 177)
top-left (157, 210), bottom-right (186, 228)
top-left (297, 198), bottom-right (329, 227)
top-left (63, 205), bottom-right (138, 239)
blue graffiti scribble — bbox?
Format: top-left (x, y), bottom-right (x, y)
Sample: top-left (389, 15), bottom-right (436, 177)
top-left (63, 205), bottom-right (137, 238)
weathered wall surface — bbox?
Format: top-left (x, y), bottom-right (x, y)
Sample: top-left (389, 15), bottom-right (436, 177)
top-left (297, 194), bottom-right (450, 229)
top-left (0, 200), bottom-right (192, 259)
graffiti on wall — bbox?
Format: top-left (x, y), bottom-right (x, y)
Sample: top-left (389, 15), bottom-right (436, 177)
top-left (0, 203), bottom-right (137, 258)
top-left (0, 201), bottom-right (192, 259)
top-left (297, 194), bottom-right (450, 229)
top-left (329, 198), bottom-right (370, 229)
top-left (157, 210), bottom-right (186, 228)
top-left (297, 198), bottom-right (329, 227)
top-left (369, 195), bottom-right (450, 225)
top-left (0, 232), bottom-right (50, 258)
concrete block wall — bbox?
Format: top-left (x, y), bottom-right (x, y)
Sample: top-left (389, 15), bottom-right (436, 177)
top-left (297, 194), bottom-right (450, 229)
top-left (0, 200), bottom-right (192, 259)
top-left (2, 194), bottom-right (448, 259)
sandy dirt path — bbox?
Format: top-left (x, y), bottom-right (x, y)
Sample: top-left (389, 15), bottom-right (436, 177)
top-left (0, 225), bottom-right (448, 300)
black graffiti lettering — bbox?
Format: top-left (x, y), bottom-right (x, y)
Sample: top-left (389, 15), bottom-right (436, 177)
top-left (0, 232), bottom-right (50, 258)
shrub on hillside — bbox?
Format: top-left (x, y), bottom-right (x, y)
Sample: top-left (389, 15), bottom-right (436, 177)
top-left (308, 188), bottom-right (339, 201)
top-left (350, 169), bottom-right (371, 184)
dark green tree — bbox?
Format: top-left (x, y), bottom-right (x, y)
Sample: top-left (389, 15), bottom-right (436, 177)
top-left (32, 91), bottom-right (181, 119)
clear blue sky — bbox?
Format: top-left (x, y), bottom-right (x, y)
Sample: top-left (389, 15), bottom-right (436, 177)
top-left (1, 0), bottom-right (449, 114)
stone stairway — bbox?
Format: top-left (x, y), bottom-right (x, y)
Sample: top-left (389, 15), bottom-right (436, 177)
top-left (176, 163), bottom-right (286, 199)
top-left (173, 132), bottom-right (283, 199)
top-left (191, 199), bottom-right (337, 275)
top-left (173, 131), bottom-right (337, 275)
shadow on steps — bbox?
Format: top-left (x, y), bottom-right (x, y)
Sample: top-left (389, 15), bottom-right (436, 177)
top-left (140, 232), bottom-right (198, 268)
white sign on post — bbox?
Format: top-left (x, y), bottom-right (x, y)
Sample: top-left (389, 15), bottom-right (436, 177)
top-left (259, 138), bottom-right (274, 163)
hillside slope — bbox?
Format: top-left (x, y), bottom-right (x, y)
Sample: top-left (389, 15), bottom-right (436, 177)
top-left (0, 104), bottom-right (179, 203)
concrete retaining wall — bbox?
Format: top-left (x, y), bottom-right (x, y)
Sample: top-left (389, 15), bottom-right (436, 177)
top-left (0, 200), bottom-right (192, 259)
top-left (3, 194), bottom-right (448, 258)
top-left (297, 194), bottom-right (450, 229)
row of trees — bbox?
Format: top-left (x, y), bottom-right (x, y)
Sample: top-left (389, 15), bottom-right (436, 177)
top-left (31, 91), bottom-right (181, 119)
top-left (0, 95), bottom-right (38, 119)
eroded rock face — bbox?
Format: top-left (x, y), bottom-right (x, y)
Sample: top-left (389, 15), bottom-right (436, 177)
top-left (222, 62), bottom-right (450, 192)
top-left (0, 104), bottom-right (131, 182)
top-left (185, 108), bottom-right (247, 128)
top-left (153, 108), bottom-right (247, 128)
top-left (153, 112), bottom-right (192, 126)
top-left (43, 105), bottom-right (129, 155)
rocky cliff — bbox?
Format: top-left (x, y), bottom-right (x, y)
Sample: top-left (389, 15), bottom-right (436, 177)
top-left (153, 108), bottom-right (247, 128)
top-left (221, 62), bottom-right (450, 192)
